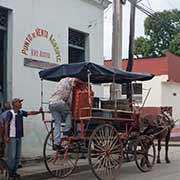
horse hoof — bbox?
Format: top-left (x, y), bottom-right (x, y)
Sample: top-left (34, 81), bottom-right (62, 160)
top-left (157, 160), bottom-right (161, 164)
top-left (166, 160), bottom-right (171, 163)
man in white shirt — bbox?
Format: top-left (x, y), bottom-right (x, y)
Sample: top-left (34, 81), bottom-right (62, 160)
top-left (5, 98), bottom-right (42, 178)
top-left (49, 77), bottom-right (85, 150)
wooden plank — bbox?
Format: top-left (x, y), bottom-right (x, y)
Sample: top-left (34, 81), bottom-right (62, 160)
top-left (79, 116), bottom-right (134, 122)
top-left (92, 108), bottom-right (133, 114)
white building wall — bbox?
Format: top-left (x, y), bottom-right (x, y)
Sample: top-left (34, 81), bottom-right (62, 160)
top-left (162, 82), bottom-right (180, 120)
top-left (142, 75), bottom-right (168, 107)
top-left (102, 75), bottom-right (168, 107)
top-left (0, 0), bottom-right (107, 158)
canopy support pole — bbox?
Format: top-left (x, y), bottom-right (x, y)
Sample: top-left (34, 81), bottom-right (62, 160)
top-left (88, 70), bottom-right (91, 105)
top-left (113, 74), bottom-right (117, 117)
top-left (41, 79), bottom-right (45, 121)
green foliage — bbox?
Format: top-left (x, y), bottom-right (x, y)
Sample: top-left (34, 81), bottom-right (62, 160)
top-left (134, 9), bottom-right (180, 57)
top-left (169, 32), bottom-right (180, 56)
top-left (134, 36), bottom-right (153, 58)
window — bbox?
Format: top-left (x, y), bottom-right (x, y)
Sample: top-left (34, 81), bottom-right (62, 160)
top-left (0, 8), bottom-right (8, 30)
top-left (121, 83), bottom-right (143, 103)
top-left (68, 29), bottom-right (88, 63)
top-left (122, 83), bottom-right (142, 95)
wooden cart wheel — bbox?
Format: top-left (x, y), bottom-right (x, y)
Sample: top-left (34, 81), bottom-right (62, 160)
top-left (88, 124), bottom-right (123, 180)
top-left (134, 135), bottom-right (155, 172)
top-left (43, 130), bottom-right (79, 178)
top-left (0, 159), bottom-right (9, 180)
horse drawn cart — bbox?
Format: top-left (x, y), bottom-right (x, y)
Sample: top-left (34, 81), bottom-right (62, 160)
top-left (39, 62), bottom-right (155, 180)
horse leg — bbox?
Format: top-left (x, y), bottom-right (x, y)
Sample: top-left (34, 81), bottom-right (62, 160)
top-left (157, 139), bottom-right (161, 163)
top-left (165, 131), bottom-right (171, 163)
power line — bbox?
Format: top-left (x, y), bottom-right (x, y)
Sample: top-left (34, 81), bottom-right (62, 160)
top-left (128, 0), bottom-right (179, 52)
top-left (146, 0), bottom-right (152, 9)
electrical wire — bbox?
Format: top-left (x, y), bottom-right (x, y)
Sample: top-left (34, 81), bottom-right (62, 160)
top-left (146, 0), bottom-right (152, 9)
top-left (128, 0), bottom-right (174, 31)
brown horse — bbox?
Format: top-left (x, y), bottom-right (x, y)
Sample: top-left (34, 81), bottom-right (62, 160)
top-left (142, 110), bottom-right (175, 164)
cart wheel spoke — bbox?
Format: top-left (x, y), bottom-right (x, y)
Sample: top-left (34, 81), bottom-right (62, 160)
top-left (88, 124), bottom-right (123, 180)
top-left (43, 130), bottom-right (79, 178)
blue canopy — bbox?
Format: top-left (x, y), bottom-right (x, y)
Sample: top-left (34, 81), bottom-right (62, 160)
top-left (39, 62), bottom-right (154, 84)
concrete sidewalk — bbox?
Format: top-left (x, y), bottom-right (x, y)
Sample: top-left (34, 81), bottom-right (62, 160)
top-left (19, 158), bottom-right (90, 180)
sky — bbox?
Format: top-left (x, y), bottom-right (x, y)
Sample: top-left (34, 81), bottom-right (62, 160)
top-left (103, 0), bottom-right (180, 59)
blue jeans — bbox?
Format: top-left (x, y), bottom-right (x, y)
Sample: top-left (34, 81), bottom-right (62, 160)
top-left (7, 137), bottom-right (22, 175)
top-left (49, 101), bottom-right (72, 145)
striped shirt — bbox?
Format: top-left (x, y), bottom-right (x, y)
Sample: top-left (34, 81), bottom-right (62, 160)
top-left (49, 77), bottom-right (76, 107)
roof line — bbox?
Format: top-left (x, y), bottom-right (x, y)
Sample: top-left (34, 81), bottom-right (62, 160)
top-left (82, 0), bottom-right (111, 9)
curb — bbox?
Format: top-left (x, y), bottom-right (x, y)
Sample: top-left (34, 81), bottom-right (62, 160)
top-left (21, 163), bottom-right (90, 180)
top-left (155, 143), bottom-right (180, 147)
top-left (154, 142), bottom-right (180, 147)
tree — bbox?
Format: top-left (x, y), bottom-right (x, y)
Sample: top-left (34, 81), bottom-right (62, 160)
top-left (169, 32), bottom-right (180, 56)
top-left (134, 36), bottom-right (153, 58)
top-left (134, 9), bottom-right (180, 57)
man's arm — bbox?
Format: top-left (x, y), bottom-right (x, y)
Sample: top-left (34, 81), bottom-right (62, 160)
top-left (27, 107), bottom-right (43, 116)
top-left (27, 111), bottom-right (41, 116)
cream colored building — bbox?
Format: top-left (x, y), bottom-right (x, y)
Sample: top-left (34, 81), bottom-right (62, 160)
top-left (0, 0), bottom-right (110, 158)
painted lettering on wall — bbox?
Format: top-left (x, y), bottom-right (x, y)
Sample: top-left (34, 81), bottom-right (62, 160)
top-left (31, 49), bottom-right (51, 59)
top-left (21, 28), bottom-right (61, 62)
top-left (49, 35), bottom-right (61, 62)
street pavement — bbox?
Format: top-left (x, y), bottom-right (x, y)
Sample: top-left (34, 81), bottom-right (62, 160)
top-left (44, 146), bottom-right (180, 180)
top-left (17, 144), bottom-right (180, 180)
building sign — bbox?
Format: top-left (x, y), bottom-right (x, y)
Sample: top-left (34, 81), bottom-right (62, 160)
top-left (21, 28), bottom-right (61, 62)
top-left (24, 58), bottom-right (58, 69)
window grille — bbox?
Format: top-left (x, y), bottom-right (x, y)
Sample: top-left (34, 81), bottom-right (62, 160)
top-left (0, 8), bottom-right (8, 30)
top-left (122, 83), bottom-right (142, 95)
top-left (69, 29), bottom-right (87, 63)
top-left (69, 29), bottom-right (85, 49)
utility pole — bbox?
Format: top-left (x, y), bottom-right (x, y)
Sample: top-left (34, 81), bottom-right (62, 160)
top-left (127, 0), bottom-right (137, 72)
top-left (126, 0), bottom-right (137, 101)
top-left (111, 0), bottom-right (124, 100)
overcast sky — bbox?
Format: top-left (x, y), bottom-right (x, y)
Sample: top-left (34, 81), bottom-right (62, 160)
top-left (104, 0), bottom-right (180, 59)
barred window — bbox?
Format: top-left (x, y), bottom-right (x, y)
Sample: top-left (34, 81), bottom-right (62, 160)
top-left (69, 29), bottom-right (88, 63)
top-left (122, 83), bottom-right (142, 95)
top-left (0, 8), bottom-right (8, 30)
top-left (69, 29), bottom-right (85, 49)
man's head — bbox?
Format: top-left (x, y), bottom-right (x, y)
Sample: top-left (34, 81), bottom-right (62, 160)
top-left (12, 98), bottom-right (23, 110)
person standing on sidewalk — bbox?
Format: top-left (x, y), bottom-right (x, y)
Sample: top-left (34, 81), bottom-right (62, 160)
top-left (49, 77), bottom-right (86, 150)
top-left (5, 98), bottom-right (42, 179)
top-left (0, 101), bottom-right (11, 121)
top-left (0, 101), bottom-right (11, 157)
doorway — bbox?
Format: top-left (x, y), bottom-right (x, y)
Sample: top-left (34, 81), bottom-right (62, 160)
top-left (0, 30), bottom-right (4, 104)
top-left (0, 7), bottom-right (8, 105)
